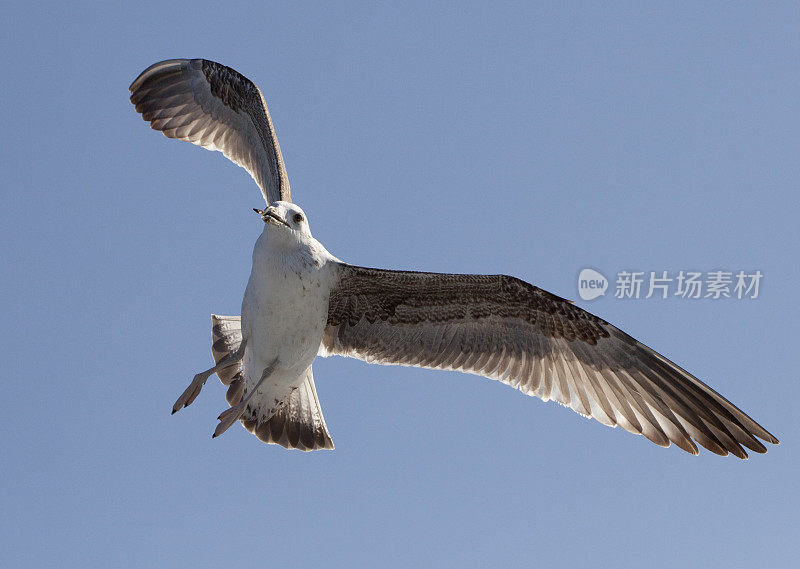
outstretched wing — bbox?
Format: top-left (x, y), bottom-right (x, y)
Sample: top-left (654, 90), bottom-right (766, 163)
top-left (129, 59), bottom-right (291, 205)
top-left (320, 265), bottom-right (778, 458)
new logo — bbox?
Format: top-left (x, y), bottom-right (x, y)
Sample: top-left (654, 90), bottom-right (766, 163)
top-left (577, 268), bottom-right (608, 301)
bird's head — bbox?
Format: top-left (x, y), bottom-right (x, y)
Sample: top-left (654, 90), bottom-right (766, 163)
top-left (253, 201), bottom-right (312, 241)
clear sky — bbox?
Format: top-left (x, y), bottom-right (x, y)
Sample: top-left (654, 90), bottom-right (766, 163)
top-left (3, 3), bottom-right (798, 568)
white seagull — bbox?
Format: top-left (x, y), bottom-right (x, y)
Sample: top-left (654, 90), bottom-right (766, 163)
top-left (130, 58), bottom-right (778, 457)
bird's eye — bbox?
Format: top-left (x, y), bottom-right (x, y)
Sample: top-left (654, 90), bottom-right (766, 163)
top-left (293, 213), bottom-right (304, 224)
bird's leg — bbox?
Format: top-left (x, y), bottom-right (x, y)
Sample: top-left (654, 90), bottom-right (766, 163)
top-left (213, 357), bottom-right (279, 438)
top-left (172, 339), bottom-right (248, 414)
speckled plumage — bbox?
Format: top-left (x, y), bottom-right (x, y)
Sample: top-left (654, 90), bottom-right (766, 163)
top-left (318, 265), bottom-right (777, 458)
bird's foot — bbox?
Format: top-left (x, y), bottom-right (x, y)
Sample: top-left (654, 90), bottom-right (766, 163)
top-left (172, 341), bottom-right (248, 415)
top-left (172, 371), bottom-right (211, 414)
top-left (213, 402), bottom-right (247, 438)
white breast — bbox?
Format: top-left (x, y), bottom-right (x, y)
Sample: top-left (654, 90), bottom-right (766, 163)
top-left (241, 230), bottom-right (336, 384)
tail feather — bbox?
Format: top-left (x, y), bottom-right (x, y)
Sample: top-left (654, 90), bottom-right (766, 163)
top-left (245, 367), bottom-right (335, 451)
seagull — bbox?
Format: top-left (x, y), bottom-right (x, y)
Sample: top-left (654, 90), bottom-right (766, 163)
top-left (130, 58), bottom-right (779, 457)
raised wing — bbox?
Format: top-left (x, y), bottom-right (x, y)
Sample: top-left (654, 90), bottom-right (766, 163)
top-left (320, 265), bottom-right (778, 458)
top-left (130, 59), bottom-right (291, 204)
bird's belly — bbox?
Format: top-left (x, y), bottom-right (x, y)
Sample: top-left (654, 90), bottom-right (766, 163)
top-left (241, 264), bottom-right (329, 374)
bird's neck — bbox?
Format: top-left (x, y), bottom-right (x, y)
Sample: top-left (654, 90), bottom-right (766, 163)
top-left (253, 231), bottom-right (336, 273)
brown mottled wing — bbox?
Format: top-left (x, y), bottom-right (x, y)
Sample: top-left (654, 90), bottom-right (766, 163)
top-left (320, 265), bottom-right (778, 458)
top-left (211, 315), bottom-right (333, 451)
top-left (130, 59), bottom-right (291, 205)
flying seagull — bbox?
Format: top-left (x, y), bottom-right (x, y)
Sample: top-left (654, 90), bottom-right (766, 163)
top-left (130, 58), bottom-right (778, 457)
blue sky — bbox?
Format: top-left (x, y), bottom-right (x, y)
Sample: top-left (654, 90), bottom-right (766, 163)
top-left (3, 2), bottom-right (798, 567)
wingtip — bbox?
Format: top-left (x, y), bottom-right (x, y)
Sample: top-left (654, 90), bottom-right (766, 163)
top-left (129, 58), bottom-right (191, 93)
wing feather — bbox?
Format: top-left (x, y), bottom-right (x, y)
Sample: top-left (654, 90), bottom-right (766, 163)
top-left (320, 264), bottom-right (778, 458)
top-left (130, 59), bottom-right (291, 204)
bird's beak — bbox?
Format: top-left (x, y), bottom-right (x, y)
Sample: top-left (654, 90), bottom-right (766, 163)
top-left (255, 206), bottom-right (290, 227)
